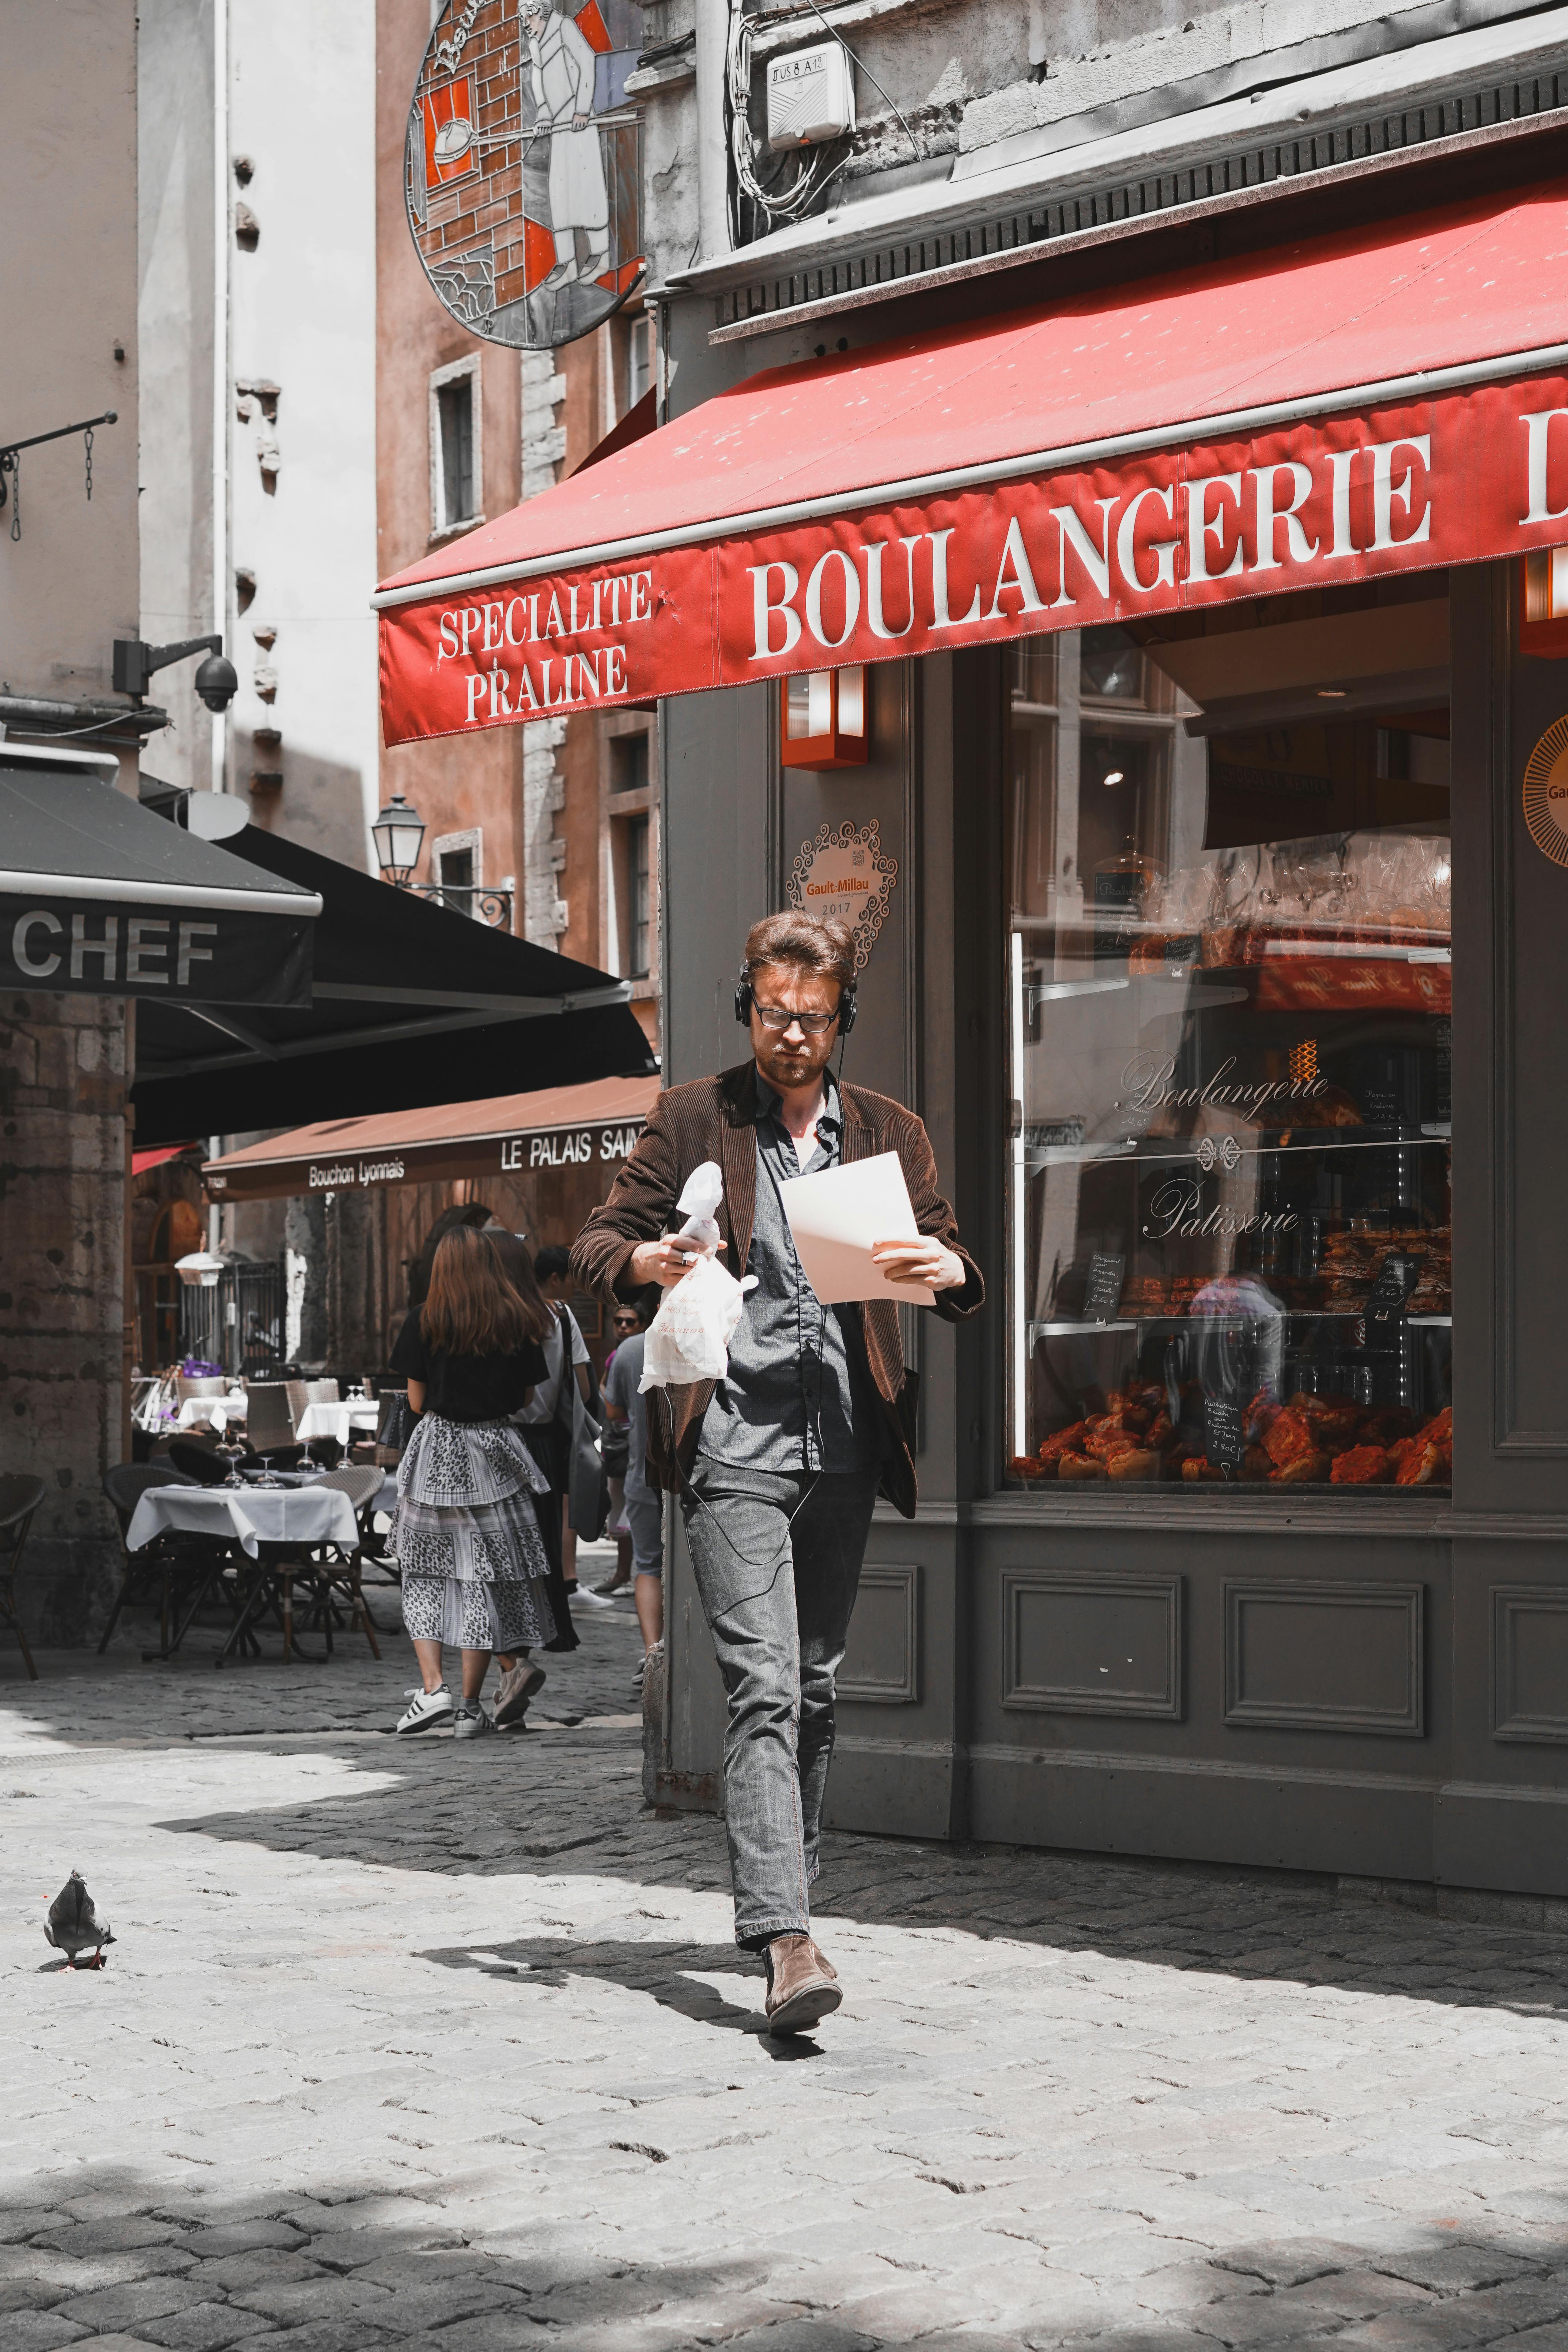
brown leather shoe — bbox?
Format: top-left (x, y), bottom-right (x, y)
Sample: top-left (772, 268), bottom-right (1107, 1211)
top-left (764, 1934), bottom-right (842, 2035)
top-left (493, 1661), bottom-right (545, 1728)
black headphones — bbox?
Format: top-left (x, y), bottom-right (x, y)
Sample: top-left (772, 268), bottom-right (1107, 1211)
top-left (734, 970), bottom-right (857, 1036)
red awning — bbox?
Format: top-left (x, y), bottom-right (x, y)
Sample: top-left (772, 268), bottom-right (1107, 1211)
top-left (201, 1076), bottom-right (658, 1203)
top-left (132, 1142), bottom-right (198, 1176)
top-left (377, 177), bottom-right (1568, 745)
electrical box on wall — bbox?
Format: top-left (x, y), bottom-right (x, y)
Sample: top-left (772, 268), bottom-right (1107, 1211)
top-left (766, 42), bottom-right (856, 151)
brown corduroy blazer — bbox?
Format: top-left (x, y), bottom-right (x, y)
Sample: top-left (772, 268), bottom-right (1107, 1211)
top-left (569, 1061), bottom-right (983, 1518)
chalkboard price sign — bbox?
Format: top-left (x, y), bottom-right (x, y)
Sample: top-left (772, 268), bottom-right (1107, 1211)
top-left (1084, 1252), bottom-right (1126, 1323)
top-left (1366, 1251), bottom-right (1422, 1325)
top-left (1203, 1391), bottom-right (1246, 1469)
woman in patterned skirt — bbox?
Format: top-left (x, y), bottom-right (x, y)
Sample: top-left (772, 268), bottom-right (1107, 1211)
top-left (389, 1227), bottom-right (557, 1739)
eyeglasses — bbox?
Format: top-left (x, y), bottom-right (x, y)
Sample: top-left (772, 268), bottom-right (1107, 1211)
top-left (612, 1314), bottom-right (639, 1328)
top-left (752, 999), bottom-right (839, 1035)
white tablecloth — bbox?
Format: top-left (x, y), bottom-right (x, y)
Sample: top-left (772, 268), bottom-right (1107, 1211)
top-left (124, 1485), bottom-right (360, 1559)
top-left (294, 1402), bottom-right (380, 1445)
top-left (175, 1394), bottom-right (249, 1432)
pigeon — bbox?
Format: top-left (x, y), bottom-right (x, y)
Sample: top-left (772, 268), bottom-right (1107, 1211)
top-left (44, 1871), bottom-right (114, 1970)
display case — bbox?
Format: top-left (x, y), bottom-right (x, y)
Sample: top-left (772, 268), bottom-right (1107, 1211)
top-left (1005, 598), bottom-right (1454, 1494)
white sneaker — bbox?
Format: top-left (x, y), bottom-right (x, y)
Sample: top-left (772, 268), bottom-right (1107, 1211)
top-left (397, 1685), bottom-right (453, 1735)
top-left (453, 1703), bottom-right (494, 1740)
top-left (571, 1585), bottom-right (615, 1608)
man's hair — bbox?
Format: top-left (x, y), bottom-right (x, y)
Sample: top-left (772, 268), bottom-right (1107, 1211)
top-left (743, 910), bottom-right (855, 992)
top-left (533, 1243), bottom-right (572, 1284)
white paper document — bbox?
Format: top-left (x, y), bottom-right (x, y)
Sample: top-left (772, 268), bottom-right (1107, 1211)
top-left (779, 1151), bottom-right (936, 1308)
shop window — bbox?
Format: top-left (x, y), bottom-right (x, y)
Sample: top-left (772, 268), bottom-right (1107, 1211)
top-left (433, 828), bottom-right (481, 918)
top-left (430, 358), bottom-right (481, 535)
top-left (630, 813), bottom-right (651, 978)
top-left (627, 311), bottom-right (651, 411)
top-left (439, 843), bottom-right (474, 911)
top-left (611, 730), bottom-right (649, 793)
top-left (1005, 600), bottom-right (1453, 1497)
top-left (609, 809), bottom-right (652, 979)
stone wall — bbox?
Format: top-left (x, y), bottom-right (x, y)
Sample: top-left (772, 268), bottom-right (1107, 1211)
top-left (0, 993), bottom-right (129, 1646)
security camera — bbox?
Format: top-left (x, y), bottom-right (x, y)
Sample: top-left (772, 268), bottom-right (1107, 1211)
top-left (193, 653), bottom-right (239, 713)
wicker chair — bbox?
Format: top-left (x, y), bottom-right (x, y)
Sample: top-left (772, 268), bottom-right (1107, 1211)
top-left (99, 1462), bottom-right (232, 1661)
top-left (0, 1474), bottom-right (45, 1679)
top-left (306, 1378), bottom-right (340, 1406)
top-left (166, 1437), bottom-right (232, 1486)
top-left (370, 1387), bottom-right (409, 1468)
top-left (247, 1383), bottom-right (304, 1468)
top-left (175, 1374), bottom-right (229, 1406)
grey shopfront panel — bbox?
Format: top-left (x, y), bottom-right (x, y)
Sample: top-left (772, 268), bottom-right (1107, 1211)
top-left (652, 290), bottom-right (1567, 1890)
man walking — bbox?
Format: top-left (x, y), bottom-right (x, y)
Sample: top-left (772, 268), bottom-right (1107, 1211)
top-left (571, 912), bottom-right (982, 2034)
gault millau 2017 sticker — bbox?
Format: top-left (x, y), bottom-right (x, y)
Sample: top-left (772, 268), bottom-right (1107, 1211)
top-left (1522, 714), bottom-right (1568, 868)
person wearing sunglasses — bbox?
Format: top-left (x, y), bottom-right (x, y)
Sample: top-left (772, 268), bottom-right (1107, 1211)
top-left (592, 1299), bottom-right (651, 1597)
top-left (571, 910), bottom-right (982, 2035)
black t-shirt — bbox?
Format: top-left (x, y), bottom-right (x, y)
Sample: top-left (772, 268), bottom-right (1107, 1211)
top-left (390, 1311), bottom-right (547, 1425)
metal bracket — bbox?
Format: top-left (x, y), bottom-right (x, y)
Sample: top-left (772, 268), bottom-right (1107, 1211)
top-left (0, 410), bottom-right (118, 542)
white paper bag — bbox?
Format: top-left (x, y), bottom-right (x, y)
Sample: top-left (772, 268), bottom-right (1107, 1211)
top-left (639, 1253), bottom-right (752, 1388)
top-left (639, 1161), bottom-right (756, 1389)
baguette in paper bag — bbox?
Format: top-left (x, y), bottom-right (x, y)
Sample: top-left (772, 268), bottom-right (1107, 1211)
top-left (639, 1161), bottom-right (756, 1389)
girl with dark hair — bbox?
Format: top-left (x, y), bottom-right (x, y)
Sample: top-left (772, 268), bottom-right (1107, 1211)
top-left (388, 1226), bottom-right (555, 1738)
top-left (407, 1201), bottom-right (494, 1311)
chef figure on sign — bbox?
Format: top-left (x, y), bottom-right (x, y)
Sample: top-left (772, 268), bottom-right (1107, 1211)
top-left (524, 0), bottom-right (611, 291)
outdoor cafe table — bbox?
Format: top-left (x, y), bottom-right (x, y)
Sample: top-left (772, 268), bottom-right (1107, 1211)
top-left (294, 1400), bottom-right (379, 1446)
top-left (174, 1391), bottom-right (248, 1433)
top-left (124, 1482), bottom-right (361, 1664)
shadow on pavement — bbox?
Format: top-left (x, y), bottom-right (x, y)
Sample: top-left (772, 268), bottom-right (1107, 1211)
top-left (7, 2159), bottom-right (1568, 2350)
top-left (0, 2162), bottom-right (790, 2350)
top-left (422, 1932), bottom-right (829, 2059)
top-left (11, 1618), bottom-right (1568, 2028)
top-left (147, 1735), bottom-right (1568, 2022)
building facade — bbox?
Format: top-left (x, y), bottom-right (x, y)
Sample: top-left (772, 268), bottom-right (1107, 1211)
top-left (613, 0), bottom-right (1568, 1892)
top-left (0, 0), bottom-right (145, 1639)
top-left (377, 5), bottom-right (661, 1049)
top-left (133, 4), bottom-right (662, 1380)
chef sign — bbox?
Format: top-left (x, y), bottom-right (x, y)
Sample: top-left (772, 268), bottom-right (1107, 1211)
top-left (786, 821), bottom-right (899, 973)
top-left (408, 0), bottom-right (645, 351)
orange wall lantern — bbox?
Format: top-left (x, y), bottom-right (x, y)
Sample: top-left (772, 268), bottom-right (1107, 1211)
top-left (1521, 548), bottom-right (1568, 658)
top-left (780, 665), bottom-right (870, 768)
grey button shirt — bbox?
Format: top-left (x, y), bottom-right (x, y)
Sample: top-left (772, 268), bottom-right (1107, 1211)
top-left (698, 1070), bottom-right (885, 1475)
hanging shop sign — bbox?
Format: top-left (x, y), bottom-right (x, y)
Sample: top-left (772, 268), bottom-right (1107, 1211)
top-left (205, 1115), bottom-right (646, 1203)
top-left (408, 0), bottom-right (644, 351)
top-left (378, 375), bottom-right (1568, 743)
top-left (785, 820), bottom-right (897, 972)
top-left (0, 892), bottom-right (313, 1006)
top-left (1522, 714), bottom-right (1568, 868)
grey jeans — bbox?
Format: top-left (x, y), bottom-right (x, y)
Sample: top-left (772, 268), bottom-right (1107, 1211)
top-left (680, 1459), bottom-right (880, 1945)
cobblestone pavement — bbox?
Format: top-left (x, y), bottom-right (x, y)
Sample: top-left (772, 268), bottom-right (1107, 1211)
top-left (7, 1559), bottom-right (1568, 2352)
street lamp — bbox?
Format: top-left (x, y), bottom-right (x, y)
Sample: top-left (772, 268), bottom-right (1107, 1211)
top-left (371, 791), bottom-right (427, 885)
top-left (174, 1249), bottom-right (224, 1290)
top-left (779, 664), bottom-right (869, 769)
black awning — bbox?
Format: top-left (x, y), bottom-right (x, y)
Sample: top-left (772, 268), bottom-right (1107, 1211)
top-left (0, 754), bottom-right (318, 1007)
top-left (131, 820), bottom-right (656, 1145)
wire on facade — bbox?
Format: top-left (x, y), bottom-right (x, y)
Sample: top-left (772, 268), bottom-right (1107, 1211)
top-left (799, 0), bottom-right (923, 164)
